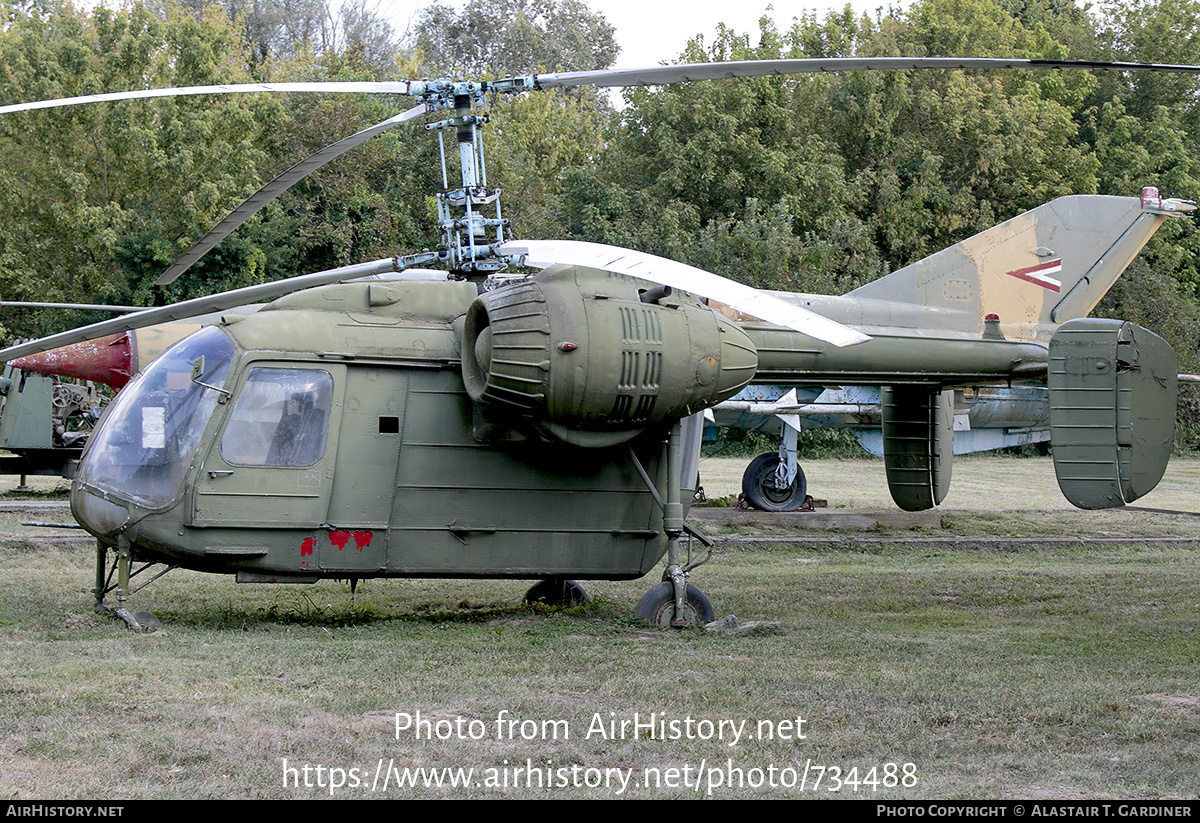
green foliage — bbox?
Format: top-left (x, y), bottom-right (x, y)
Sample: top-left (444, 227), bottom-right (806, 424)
top-left (1176, 383), bottom-right (1200, 451)
top-left (243, 51), bottom-right (438, 279)
top-left (1096, 0), bottom-right (1200, 130)
top-left (1096, 259), bottom-right (1200, 449)
top-left (482, 88), bottom-right (612, 240)
top-left (0, 0), bottom-right (281, 333)
top-left (411, 0), bottom-right (619, 76)
top-left (557, 0), bottom-right (1125, 287)
top-left (702, 427), bottom-right (872, 459)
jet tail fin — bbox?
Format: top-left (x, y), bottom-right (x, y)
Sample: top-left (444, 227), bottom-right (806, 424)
top-left (848, 193), bottom-right (1191, 339)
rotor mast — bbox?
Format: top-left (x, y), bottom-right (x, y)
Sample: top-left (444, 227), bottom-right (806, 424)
top-left (422, 81), bottom-right (510, 277)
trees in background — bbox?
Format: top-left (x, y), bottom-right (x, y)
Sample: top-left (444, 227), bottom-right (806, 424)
top-left (0, 2), bottom-right (281, 331)
top-left (0, 0), bottom-right (1197, 435)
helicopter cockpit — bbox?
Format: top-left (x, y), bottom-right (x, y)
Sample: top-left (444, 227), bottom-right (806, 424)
top-left (75, 326), bottom-right (234, 509)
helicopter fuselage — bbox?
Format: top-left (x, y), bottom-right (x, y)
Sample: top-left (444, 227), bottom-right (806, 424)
top-left (69, 271), bottom-right (740, 583)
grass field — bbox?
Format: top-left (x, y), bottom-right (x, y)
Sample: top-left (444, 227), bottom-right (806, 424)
top-left (698, 451), bottom-right (1200, 513)
top-left (1, 457), bottom-right (1198, 799)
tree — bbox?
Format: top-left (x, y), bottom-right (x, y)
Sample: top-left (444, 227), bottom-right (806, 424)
top-left (241, 48), bottom-right (441, 278)
top-left (0, 0), bottom-right (282, 334)
top-left (409, 0), bottom-right (619, 76)
top-left (1095, 0), bottom-right (1200, 131)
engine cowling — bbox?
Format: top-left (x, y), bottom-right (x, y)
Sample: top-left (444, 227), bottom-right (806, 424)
top-left (462, 265), bottom-right (759, 447)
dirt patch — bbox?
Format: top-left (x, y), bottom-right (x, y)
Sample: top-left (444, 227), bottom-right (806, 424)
top-left (1142, 693), bottom-right (1200, 709)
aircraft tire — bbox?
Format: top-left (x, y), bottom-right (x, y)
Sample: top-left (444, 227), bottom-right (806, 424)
top-left (635, 582), bottom-right (714, 627)
top-left (524, 578), bottom-right (589, 606)
top-left (741, 453), bottom-right (807, 512)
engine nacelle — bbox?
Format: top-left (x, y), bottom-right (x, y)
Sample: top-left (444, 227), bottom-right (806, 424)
top-left (462, 265), bottom-right (759, 447)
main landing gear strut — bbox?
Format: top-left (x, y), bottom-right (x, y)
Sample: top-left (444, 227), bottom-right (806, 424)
top-left (630, 421), bottom-right (715, 627)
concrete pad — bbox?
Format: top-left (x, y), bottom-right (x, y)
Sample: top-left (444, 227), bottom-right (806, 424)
top-left (688, 506), bottom-right (943, 531)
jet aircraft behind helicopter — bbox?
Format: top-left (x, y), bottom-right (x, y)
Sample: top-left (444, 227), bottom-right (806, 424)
top-left (704, 187), bottom-right (1190, 512)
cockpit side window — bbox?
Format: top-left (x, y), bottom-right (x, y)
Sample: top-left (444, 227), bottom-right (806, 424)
top-left (220, 368), bottom-right (333, 467)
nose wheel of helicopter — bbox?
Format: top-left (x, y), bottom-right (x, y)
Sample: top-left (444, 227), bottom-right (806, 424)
top-left (92, 539), bottom-right (166, 632)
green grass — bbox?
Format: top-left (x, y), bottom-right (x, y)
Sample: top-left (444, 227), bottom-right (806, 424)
top-left (2, 457), bottom-right (1199, 799)
top-left (3, 543), bottom-right (1199, 798)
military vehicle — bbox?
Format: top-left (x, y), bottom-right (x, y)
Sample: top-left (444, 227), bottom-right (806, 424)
top-left (0, 364), bottom-right (104, 478)
top-left (0, 56), bottom-right (1194, 629)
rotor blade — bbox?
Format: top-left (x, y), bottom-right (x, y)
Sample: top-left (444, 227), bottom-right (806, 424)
top-left (154, 103), bottom-right (428, 286)
top-left (9, 58), bottom-right (1199, 116)
top-left (0, 81), bottom-right (416, 116)
top-left (1, 301), bottom-right (143, 313)
top-left (498, 239), bottom-right (869, 348)
top-left (529, 57), bottom-right (1200, 90)
top-left (0, 253), bottom-right (440, 363)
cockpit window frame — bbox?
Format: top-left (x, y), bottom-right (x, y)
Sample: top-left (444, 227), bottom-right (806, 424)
top-left (219, 367), bottom-right (335, 469)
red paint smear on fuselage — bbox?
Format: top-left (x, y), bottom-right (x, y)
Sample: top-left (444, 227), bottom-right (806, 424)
top-left (300, 537), bottom-right (315, 556)
top-left (329, 531), bottom-right (351, 550)
top-left (352, 531), bottom-right (373, 550)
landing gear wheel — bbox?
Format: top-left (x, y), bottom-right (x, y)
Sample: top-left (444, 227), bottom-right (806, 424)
top-left (635, 582), bottom-right (715, 627)
top-left (524, 578), bottom-right (590, 606)
top-left (741, 453), bottom-right (807, 512)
